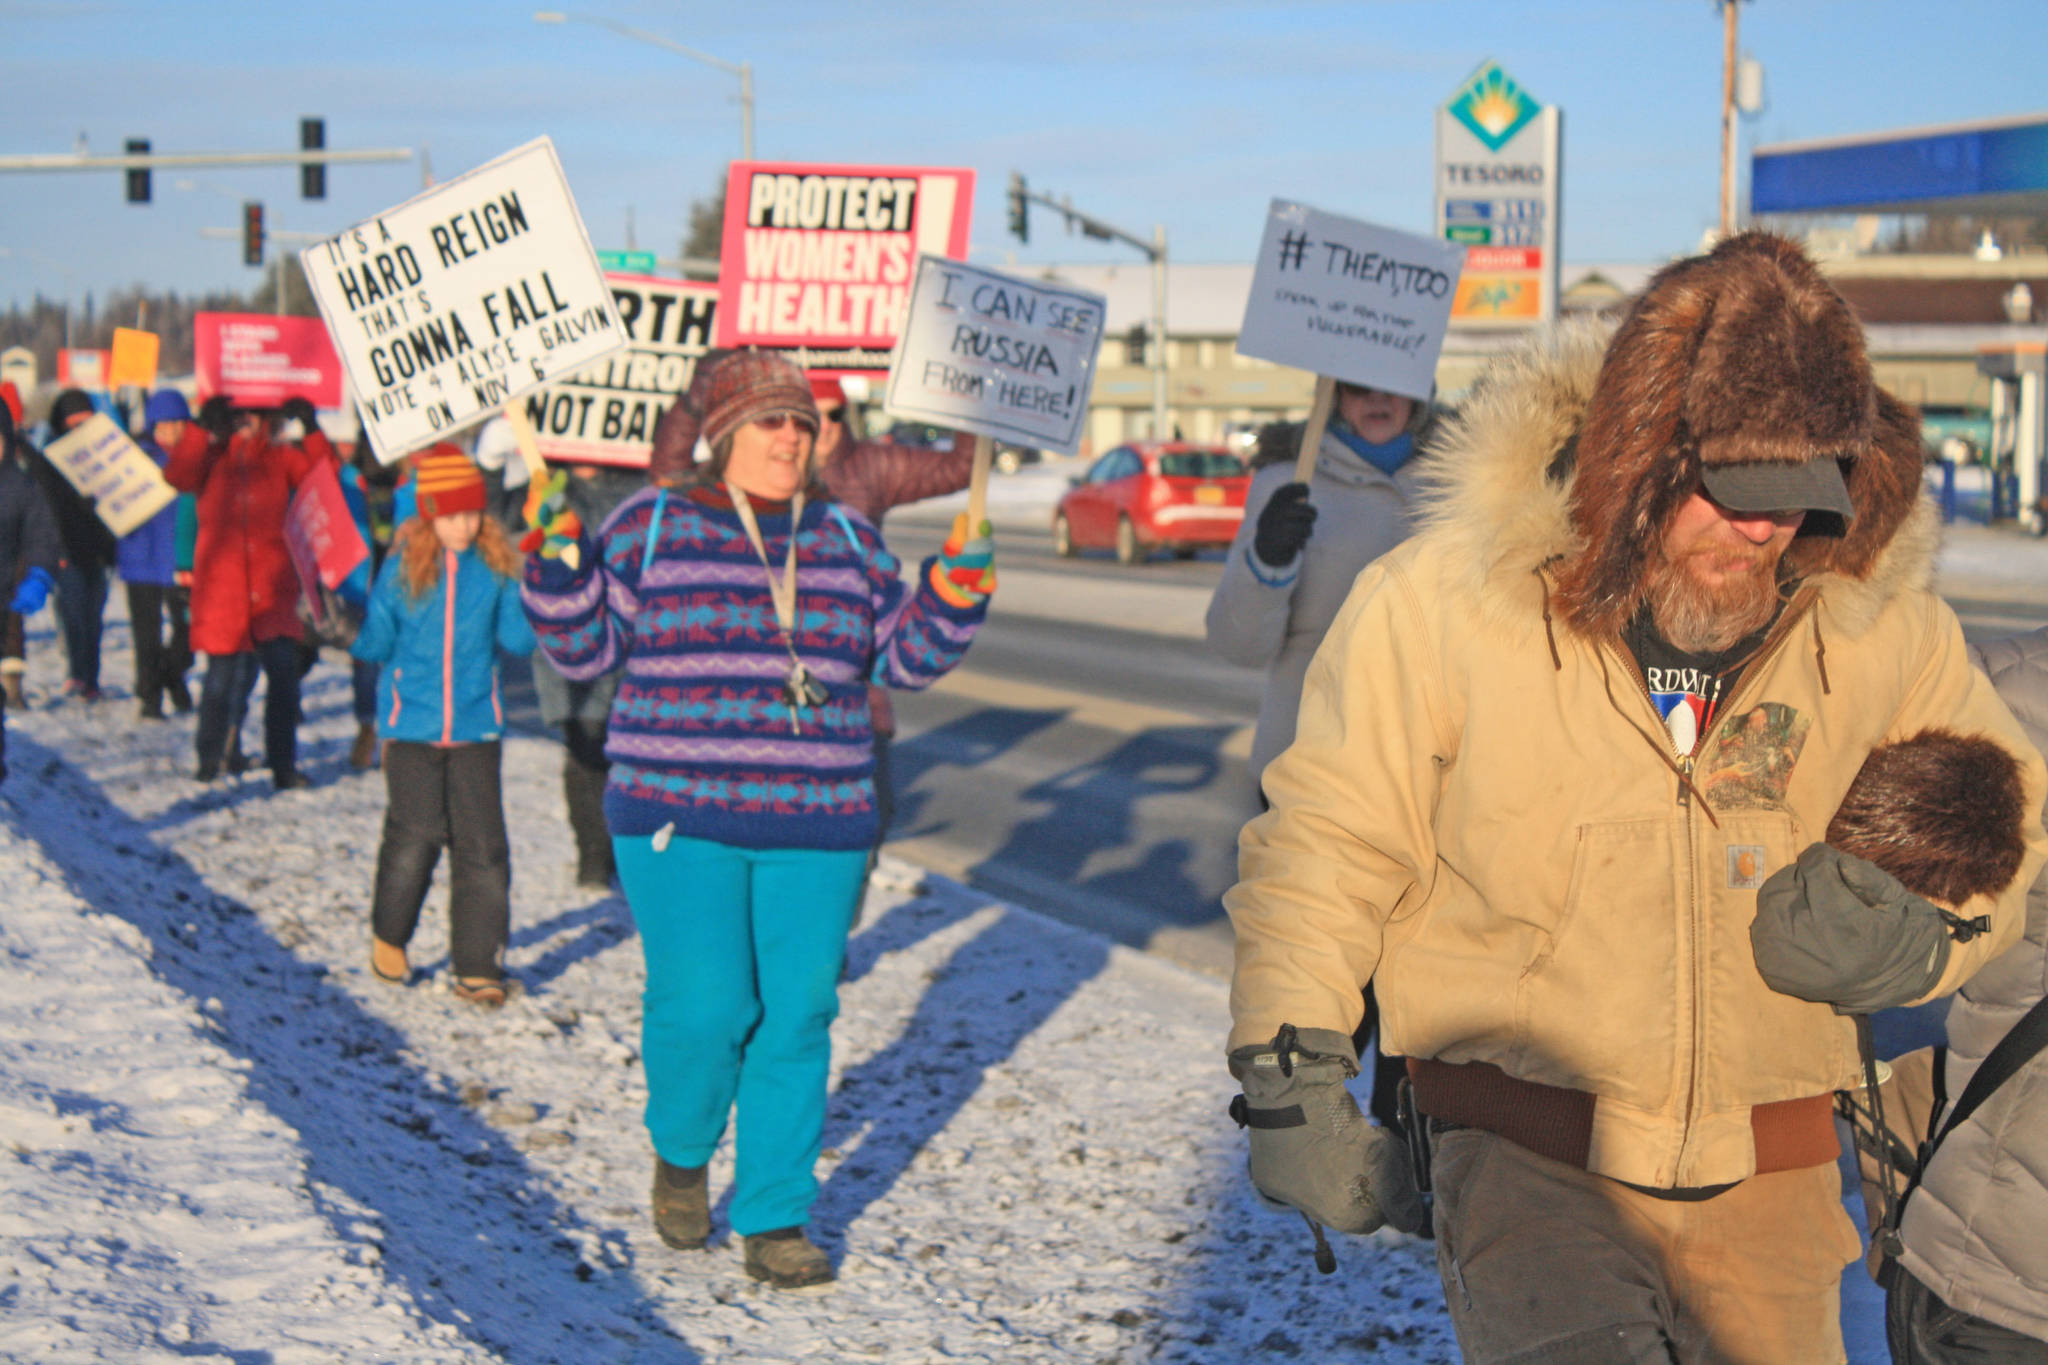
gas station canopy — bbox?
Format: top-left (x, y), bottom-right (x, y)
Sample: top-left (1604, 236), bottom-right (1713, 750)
top-left (1753, 112), bottom-right (2048, 217)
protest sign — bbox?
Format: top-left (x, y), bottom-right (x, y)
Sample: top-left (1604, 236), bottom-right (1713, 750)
top-left (41, 412), bottom-right (176, 537)
top-left (107, 328), bottom-right (160, 390)
top-left (1236, 199), bottom-right (1464, 402)
top-left (299, 136), bottom-right (625, 463)
top-left (716, 161), bottom-right (974, 368)
top-left (57, 349), bottom-right (110, 389)
top-left (194, 314), bottom-right (344, 408)
top-left (884, 255), bottom-right (1104, 460)
top-left (1237, 200), bottom-right (1465, 480)
top-left (518, 274), bottom-right (718, 467)
top-left (283, 459), bottom-right (369, 593)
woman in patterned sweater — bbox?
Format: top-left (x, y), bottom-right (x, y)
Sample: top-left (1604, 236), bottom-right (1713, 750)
top-left (521, 350), bottom-right (993, 1289)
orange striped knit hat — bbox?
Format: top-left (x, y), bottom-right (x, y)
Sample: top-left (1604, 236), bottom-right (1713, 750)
top-left (413, 444), bottom-right (487, 518)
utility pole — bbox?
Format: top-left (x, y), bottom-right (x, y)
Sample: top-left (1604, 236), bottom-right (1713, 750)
top-left (1719, 0), bottom-right (1740, 237)
top-left (1006, 175), bottom-right (1170, 439)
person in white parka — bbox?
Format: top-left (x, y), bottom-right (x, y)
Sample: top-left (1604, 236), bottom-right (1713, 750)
top-left (1205, 380), bottom-right (1437, 1128)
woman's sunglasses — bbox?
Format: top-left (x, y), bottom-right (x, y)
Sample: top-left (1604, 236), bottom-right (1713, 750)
top-left (755, 413), bottom-right (818, 434)
top-left (819, 406), bottom-right (846, 423)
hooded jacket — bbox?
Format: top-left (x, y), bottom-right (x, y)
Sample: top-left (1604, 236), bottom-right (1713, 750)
top-left (165, 420), bottom-right (335, 654)
top-left (1891, 629), bottom-right (2048, 1342)
top-left (0, 402), bottom-right (61, 590)
top-left (1206, 417), bottom-right (1435, 786)
top-left (351, 530), bottom-right (535, 745)
top-left (1226, 233), bottom-right (2048, 1191)
top-left (29, 389), bottom-right (118, 572)
top-left (116, 390), bottom-right (190, 587)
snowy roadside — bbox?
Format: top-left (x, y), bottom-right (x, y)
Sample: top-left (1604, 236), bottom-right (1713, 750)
top-left (0, 610), bottom-right (1454, 1364)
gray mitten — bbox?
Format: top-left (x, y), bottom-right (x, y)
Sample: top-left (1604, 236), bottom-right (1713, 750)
top-left (1228, 1024), bottom-right (1426, 1237)
top-left (1751, 843), bottom-right (1955, 1015)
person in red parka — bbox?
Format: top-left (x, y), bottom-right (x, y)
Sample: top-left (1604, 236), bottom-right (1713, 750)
top-left (166, 395), bottom-right (335, 789)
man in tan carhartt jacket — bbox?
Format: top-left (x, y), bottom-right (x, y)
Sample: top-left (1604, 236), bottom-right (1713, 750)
top-left (1224, 233), bottom-right (2047, 1364)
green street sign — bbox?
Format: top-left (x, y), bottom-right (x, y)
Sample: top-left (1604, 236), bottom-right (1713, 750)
top-left (1445, 224), bottom-right (1492, 244)
top-left (597, 250), bottom-right (658, 273)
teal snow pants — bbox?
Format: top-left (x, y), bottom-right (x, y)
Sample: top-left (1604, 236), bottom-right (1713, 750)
top-left (613, 832), bottom-right (867, 1236)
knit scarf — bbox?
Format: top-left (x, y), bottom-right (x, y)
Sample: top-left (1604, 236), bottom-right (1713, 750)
top-left (1330, 426), bottom-right (1414, 476)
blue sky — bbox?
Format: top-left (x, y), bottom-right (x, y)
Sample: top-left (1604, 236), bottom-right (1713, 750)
top-left (3, 0), bottom-right (2044, 311)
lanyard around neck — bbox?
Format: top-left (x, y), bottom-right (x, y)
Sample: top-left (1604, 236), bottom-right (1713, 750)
top-left (726, 481), bottom-right (805, 637)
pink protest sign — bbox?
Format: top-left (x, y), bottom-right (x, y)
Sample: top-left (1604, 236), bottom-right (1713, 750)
top-left (283, 460), bottom-right (369, 597)
top-left (195, 313), bottom-right (344, 408)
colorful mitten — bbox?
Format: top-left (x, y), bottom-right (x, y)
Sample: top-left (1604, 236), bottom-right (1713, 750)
top-left (930, 513), bottom-right (995, 608)
top-left (518, 469), bottom-right (584, 568)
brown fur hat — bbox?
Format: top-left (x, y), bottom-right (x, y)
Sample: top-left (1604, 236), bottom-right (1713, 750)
top-left (1550, 231), bottom-right (1925, 636)
top-left (1826, 728), bottom-right (2028, 905)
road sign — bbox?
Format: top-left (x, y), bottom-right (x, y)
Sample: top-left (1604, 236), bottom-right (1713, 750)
top-left (1435, 61), bottom-right (1562, 328)
top-left (596, 250), bottom-right (657, 273)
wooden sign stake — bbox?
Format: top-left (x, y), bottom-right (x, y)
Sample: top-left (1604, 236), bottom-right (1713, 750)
top-left (966, 433), bottom-right (994, 532)
top-left (1293, 374), bottom-right (1337, 485)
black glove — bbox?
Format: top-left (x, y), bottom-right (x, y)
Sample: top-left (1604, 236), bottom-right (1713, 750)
top-left (280, 396), bottom-right (318, 432)
top-left (1252, 482), bottom-right (1316, 568)
top-left (1228, 1025), bottom-right (1426, 1238)
top-left (1751, 843), bottom-right (1965, 1015)
top-left (197, 395), bottom-right (236, 440)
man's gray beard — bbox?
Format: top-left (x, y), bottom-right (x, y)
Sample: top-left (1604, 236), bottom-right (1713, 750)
top-left (1646, 554), bottom-right (1783, 653)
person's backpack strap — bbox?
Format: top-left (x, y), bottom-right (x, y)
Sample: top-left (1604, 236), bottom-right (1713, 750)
top-left (641, 488), bottom-right (669, 579)
top-left (1929, 989), bottom-right (2048, 1152)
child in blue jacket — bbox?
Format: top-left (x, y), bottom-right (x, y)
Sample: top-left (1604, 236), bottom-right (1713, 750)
top-left (351, 446), bottom-right (535, 1005)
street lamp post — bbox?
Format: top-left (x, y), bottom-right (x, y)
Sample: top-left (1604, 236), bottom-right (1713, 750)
top-left (532, 11), bottom-right (754, 161)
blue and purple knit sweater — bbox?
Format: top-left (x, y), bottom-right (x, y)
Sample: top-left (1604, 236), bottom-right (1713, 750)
top-left (521, 486), bottom-right (985, 851)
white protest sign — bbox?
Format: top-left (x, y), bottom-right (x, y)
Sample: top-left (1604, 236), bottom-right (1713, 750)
top-left (1235, 199), bottom-right (1464, 402)
top-left (299, 137), bottom-right (626, 463)
top-left (41, 412), bottom-right (177, 537)
top-left (882, 255), bottom-right (1105, 458)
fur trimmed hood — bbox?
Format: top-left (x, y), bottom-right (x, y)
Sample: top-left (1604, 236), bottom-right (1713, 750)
top-left (1418, 232), bottom-right (1937, 642)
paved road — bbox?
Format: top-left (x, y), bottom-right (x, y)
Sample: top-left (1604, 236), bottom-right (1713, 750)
top-left (879, 511), bottom-right (2048, 976)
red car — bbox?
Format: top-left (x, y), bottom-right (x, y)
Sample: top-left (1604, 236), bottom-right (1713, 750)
top-left (1052, 442), bottom-right (1250, 564)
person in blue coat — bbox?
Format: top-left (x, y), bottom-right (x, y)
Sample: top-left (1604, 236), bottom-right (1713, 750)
top-left (120, 390), bottom-right (197, 719)
top-left (350, 446), bottom-right (535, 1006)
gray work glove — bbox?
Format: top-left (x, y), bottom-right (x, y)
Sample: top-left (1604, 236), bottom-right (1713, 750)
top-left (1228, 1025), bottom-right (1426, 1237)
top-left (1751, 843), bottom-right (1963, 1015)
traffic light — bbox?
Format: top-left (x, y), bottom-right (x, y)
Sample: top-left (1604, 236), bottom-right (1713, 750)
top-left (1007, 172), bottom-right (1028, 244)
top-left (300, 117), bottom-right (325, 200)
top-left (125, 138), bottom-right (150, 203)
top-left (1126, 322), bottom-right (1147, 366)
top-left (242, 201), bottom-right (265, 267)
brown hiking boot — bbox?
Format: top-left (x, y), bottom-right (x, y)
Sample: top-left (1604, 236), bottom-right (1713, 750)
top-left (651, 1158), bottom-right (709, 1250)
top-left (350, 723), bottom-right (378, 770)
top-left (743, 1228), bottom-right (834, 1288)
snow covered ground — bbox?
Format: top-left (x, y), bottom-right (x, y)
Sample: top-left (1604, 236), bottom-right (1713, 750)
top-left (0, 612), bottom-right (1453, 1364)
top-left (12, 469), bottom-right (2040, 1360)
